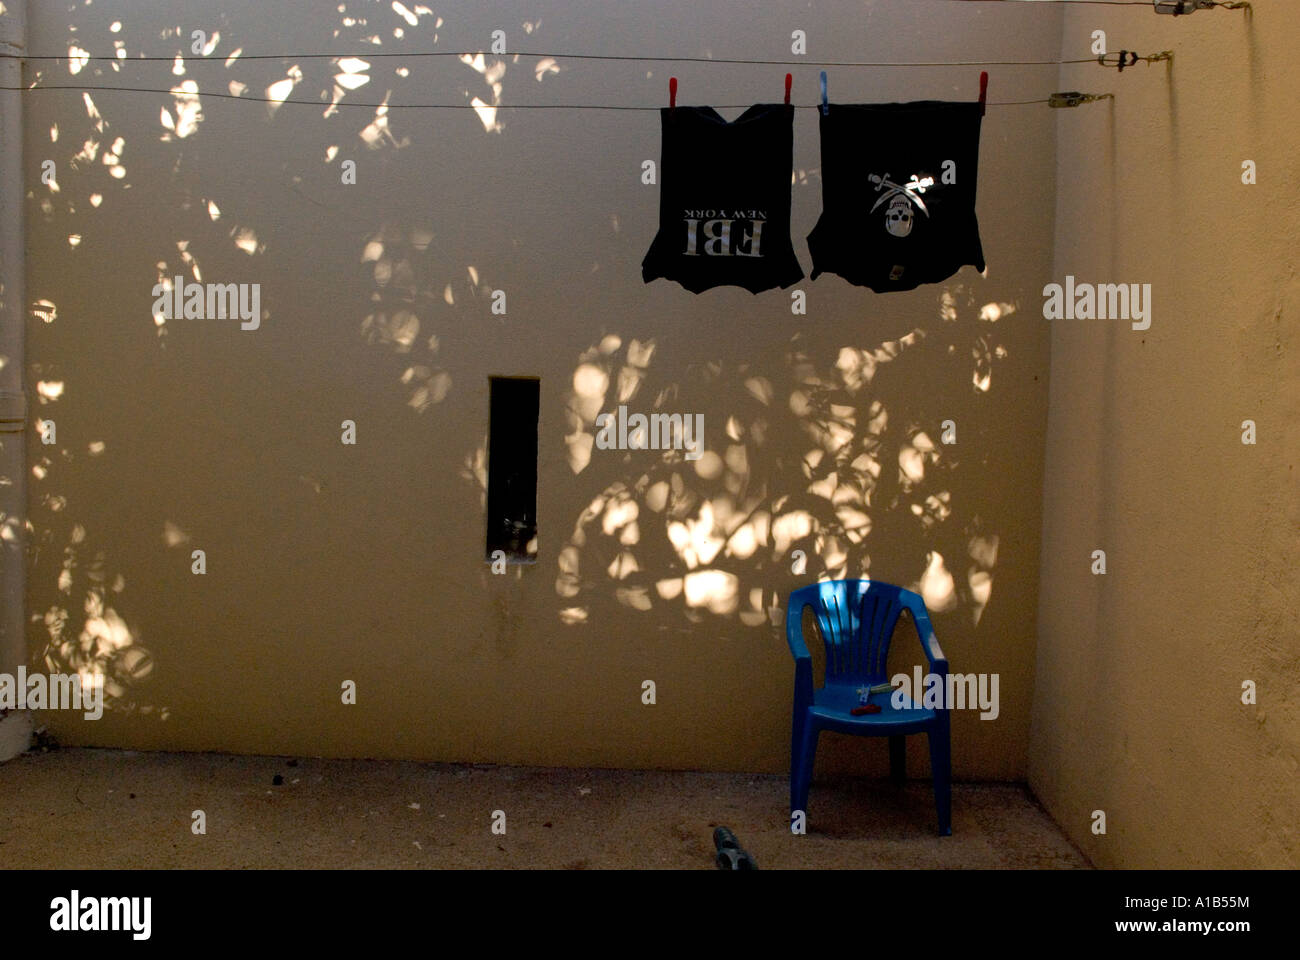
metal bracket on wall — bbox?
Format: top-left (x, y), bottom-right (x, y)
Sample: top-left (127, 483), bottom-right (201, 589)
top-left (1154, 0), bottom-right (1251, 14)
top-left (1048, 92), bottom-right (1115, 109)
top-left (1097, 51), bottom-right (1173, 72)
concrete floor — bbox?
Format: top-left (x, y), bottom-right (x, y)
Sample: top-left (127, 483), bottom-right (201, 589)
top-left (0, 748), bottom-right (1089, 869)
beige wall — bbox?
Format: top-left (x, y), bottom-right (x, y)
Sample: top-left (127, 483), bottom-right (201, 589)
top-left (21, 0), bottom-right (1059, 778)
top-left (1030, 2), bottom-right (1300, 866)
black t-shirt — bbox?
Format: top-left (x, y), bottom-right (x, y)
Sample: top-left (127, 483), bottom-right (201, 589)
top-left (642, 103), bottom-right (804, 294)
top-left (807, 100), bottom-right (985, 292)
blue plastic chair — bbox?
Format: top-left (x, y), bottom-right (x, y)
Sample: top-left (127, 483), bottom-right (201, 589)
top-left (785, 579), bottom-right (951, 835)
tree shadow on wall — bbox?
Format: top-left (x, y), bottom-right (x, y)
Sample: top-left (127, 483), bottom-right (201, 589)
top-left (22, 1), bottom-right (484, 714)
top-left (22, 0), bottom-right (1029, 720)
top-left (555, 282), bottom-right (1013, 634)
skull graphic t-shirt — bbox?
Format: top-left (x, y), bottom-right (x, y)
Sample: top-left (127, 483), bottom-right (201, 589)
top-left (642, 103), bottom-right (804, 294)
top-left (806, 100), bottom-right (985, 292)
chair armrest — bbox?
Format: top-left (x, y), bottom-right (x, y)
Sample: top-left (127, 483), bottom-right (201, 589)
top-left (785, 602), bottom-right (812, 662)
top-left (785, 602), bottom-right (814, 708)
top-left (907, 597), bottom-right (948, 677)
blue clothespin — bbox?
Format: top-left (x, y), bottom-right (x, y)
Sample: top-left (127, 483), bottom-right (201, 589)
top-left (819, 70), bottom-right (828, 115)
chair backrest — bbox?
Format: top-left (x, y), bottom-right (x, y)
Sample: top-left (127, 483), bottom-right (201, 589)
top-left (788, 579), bottom-right (917, 685)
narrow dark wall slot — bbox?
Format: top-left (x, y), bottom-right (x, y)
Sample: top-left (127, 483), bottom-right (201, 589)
top-left (486, 376), bottom-right (540, 562)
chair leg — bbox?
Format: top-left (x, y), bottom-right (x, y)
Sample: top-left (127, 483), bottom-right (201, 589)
top-left (789, 709), bottom-right (804, 812)
top-left (927, 720), bottom-right (952, 836)
top-left (889, 734), bottom-right (906, 785)
top-left (791, 722), bottom-right (819, 816)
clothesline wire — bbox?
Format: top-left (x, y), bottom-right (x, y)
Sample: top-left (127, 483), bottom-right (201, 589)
top-left (3, 52), bottom-right (1142, 66)
top-left (947, 0), bottom-right (1248, 4)
top-left (943, 0), bottom-right (1247, 5)
top-left (0, 84), bottom-right (1064, 108)
top-left (942, 0), bottom-right (1152, 5)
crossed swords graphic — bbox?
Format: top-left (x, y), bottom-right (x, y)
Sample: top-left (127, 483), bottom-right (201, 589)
top-left (869, 173), bottom-right (935, 217)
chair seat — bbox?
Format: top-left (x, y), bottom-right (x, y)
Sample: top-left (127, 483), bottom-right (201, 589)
top-left (809, 682), bottom-right (936, 732)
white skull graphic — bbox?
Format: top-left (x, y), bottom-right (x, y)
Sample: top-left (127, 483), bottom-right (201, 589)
top-left (885, 195), bottom-right (914, 238)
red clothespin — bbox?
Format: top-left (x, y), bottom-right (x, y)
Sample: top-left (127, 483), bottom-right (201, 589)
top-left (669, 76), bottom-right (677, 112)
top-left (978, 70), bottom-right (988, 116)
top-left (784, 72), bottom-right (792, 105)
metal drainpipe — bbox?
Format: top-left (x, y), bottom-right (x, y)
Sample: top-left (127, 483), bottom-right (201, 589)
top-left (0, 0), bottom-right (31, 761)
